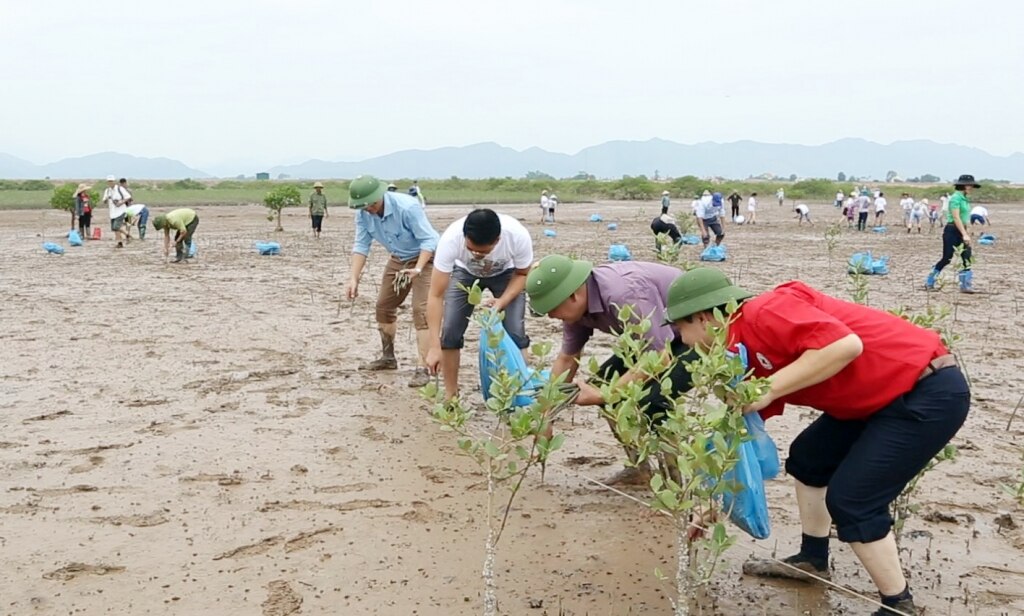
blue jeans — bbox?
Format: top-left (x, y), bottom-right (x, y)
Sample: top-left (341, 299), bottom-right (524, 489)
top-left (441, 267), bottom-right (529, 350)
top-left (138, 207), bottom-right (150, 239)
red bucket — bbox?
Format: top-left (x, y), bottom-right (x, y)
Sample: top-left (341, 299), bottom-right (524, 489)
top-left (92, 228), bottom-right (102, 240)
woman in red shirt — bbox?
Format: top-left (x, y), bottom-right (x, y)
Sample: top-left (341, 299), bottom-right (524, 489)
top-left (664, 268), bottom-right (970, 616)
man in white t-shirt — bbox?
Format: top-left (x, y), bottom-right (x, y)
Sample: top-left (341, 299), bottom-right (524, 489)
top-left (874, 192), bottom-right (888, 225)
top-left (746, 192), bottom-right (758, 224)
top-left (539, 190), bottom-right (551, 223)
top-left (900, 194), bottom-right (914, 225)
top-left (835, 190), bottom-right (845, 208)
top-left (425, 209), bottom-right (534, 400)
top-left (969, 205), bottom-right (990, 226)
top-left (102, 175), bottom-right (129, 247)
top-left (794, 203), bottom-right (813, 225)
top-left (908, 200), bottom-right (927, 233)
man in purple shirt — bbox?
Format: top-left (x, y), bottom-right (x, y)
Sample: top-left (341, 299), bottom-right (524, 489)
top-left (526, 254), bottom-right (697, 484)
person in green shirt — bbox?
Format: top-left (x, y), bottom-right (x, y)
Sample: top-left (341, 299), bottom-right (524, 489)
top-left (925, 174), bottom-right (979, 293)
top-left (309, 182), bottom-right (328, 239)
top-left (153, 208), bottom-right (199, 263)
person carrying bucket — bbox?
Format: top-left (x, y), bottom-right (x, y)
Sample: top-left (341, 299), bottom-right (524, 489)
top-left (925, 174), bottom-right (981, 293)
top-left (152, 209), bottom-right (198, 263)
top-left (663, 267), bottom-right (969, 616)
top-left (424, 208), bottom-right (534, 401)
top-left (525, 254), bottom-right (697, 485)
top-left (347, 175), bottom-right (439, 387)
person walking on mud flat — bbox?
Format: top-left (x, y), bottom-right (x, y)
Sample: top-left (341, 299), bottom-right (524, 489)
top-left (425, 208), bottom-right (533, 401)
top-left (347, 175), bottom-right (439, 387)
top-left (661, 190), bottom-right (671, 214)
top-left (925, 174), bottom-right (981, 293)
top-left (526, 254), bottom-right (697, 486)
top-left (73, 183), bottom-right (93, 238)
top-left (664, 268), bottom-right (969, 616)
top-left (152, 208), bottom-right (198, 263)
top-left (309, 181), bottom-right (328, 239)
top-left (102, 175), bottom-right (129, 248)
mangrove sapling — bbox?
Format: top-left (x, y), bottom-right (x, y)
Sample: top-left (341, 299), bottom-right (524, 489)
top-left (420, 281), bottom-right (575, 616)
top-left (1000, 447), bottom-right (1024, 506)
top-left (588, 303), bottom-right (769, 615)
top-left (847, 267), bottom-right (870, 305)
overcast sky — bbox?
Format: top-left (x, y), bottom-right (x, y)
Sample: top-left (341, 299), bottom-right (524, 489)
top-left (2, 0), bottom-right (1020, 172)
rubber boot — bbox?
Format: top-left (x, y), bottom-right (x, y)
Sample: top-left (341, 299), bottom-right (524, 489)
top-left (924, 269), bottom-right (938, 290)
top-left (361, 330), bottom-right (398, 370)
top-left (958, 270), bottom-right (975, 294)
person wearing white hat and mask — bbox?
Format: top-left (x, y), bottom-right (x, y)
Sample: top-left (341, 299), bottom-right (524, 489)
top-left (661, 190), bottom-right (671, 214)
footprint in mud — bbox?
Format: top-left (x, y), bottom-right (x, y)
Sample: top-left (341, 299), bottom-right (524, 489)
top-left (136, 420), bottom-right (200, 436)
top-left (284, 527), bottom-right (344, 553)
top-left (0, 441), bottom-right (28, 449)
top-left (204, 400), bottom-right (240, 414)
top-left (124, 398), bottom-right (169, 408)
top-left (70, 456), bottom-right (105, 474)
top-left (180, 472), bottom-right (245, 486)
top-left (399, 501), bottom-right (454, 524)
top-left (258, 498), bottom-right (393, 513)
top-left (213, 536), bottom-right (284, 560)
top-left (359, 426), bottom-right (388, 442)
top-left (417, 465), bottom-right (455, 484)
top-left (42, 562), bottom-right (126, 581)
top-left (564, 455), bottom-right (616, 467)
top-left (261, 580), bottom-right (303, 616)
top-left (22, 410), bottom-right (71, 423)
top-left (314, 482), bottom-right (377, 494)
top-left (88, 512), bottom-right (169, 527)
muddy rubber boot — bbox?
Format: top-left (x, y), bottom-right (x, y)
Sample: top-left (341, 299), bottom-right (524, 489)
top-left (407, 367), bottom-right (430, 388)
top-left (871, 598), bottom-right (919, 615)
top-left (360, 331), bottom-right (398, 370)
top-left (742, 553), bottom-right (831, 582)
top-left (924, 268), bottom-right (938, 290)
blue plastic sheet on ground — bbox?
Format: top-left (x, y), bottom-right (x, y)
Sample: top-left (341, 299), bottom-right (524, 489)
top-left (478, 312), bottom-right (550, 409)
top-left (255, 241), bottom-right (281, 255)
top-left (589, 213), bottom-right (603, 222)
top-left (68, 230), bottom-right (83, 246)
top-left (43, 242), bottom-right (64, 255)
top-left (680, 235), bottom-right (701, 245)
top-left (543, 229), bottom-right (557, 237)
top-left (979, 233), bottom-right (995, 246)
top-left (607, 223), bottom-right (618, 231)
top-left (700, 244), bottom-right (727, 261)
top-left (872, 226), bottom-right (887, 233)
top-left (848, 251), bottom-right (889, 275)
top-left (608, 244), bottom-right (632, 261)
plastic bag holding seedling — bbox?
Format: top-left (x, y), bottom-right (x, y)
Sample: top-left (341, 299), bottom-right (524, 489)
top-left (43, 242), bottom-right (64, 255)
top-left (700, 244), bottom-right (727, 262)
top-left (68, 230), bottom-right (83, 246)
top-left (870, 255), bottom-right (889, 275)
top-left (254, 241), bottom-right (281, 255)
top-left (680, 235), bottom-right (701, 245)
top-left (188, 240), bottom-right (198, 258)
top-left (608, 244), bottom-right (632, 261)
top-left (727, 344), bottom-right (781, 480)
top-left (848, 251), bottom-right (889, 275)
top-left (543, 229), bottom-right (557, 237)
top-left (477, 311), bottom-right (550, 409)
top-left (979, 233), bottom-right (995, 246)
top-left (589, 213), bottom-right (603, 222)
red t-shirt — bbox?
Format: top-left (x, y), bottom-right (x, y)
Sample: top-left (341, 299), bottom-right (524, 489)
top-left (729, 281), bottom-right (946, 421)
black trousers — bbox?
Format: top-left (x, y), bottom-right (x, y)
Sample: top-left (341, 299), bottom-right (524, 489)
top-left (933, 223), bottom-right (972, 272)
top-left (595, 339), bottom-right (697, 422)
top-left (175, 216), bottom-right (199, 260)
top-left (857, 211), bottom-right (869, 231)
top-left (650, 218), bottom-right (681, 243)
top-left (785, 366), bottom-right (969, 543)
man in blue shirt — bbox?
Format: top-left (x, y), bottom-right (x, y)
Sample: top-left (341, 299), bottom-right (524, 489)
top-left (346, 175), bottom-right (440, 387)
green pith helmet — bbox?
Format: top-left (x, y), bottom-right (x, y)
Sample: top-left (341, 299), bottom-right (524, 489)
top-left (664, 267), bottom-right (753, 323)
top-left (526, 254), bottom-right (594, 315)
top-left (152, 214), bottom-right (167, 230)
top-left (348, 175), bottom-right (387, 209)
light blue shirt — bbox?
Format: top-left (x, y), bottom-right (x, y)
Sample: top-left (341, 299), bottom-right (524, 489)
top-left (352, 191), bottom-right (439, 260)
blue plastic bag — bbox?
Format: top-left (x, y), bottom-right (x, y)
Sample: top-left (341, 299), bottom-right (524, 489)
top-left (721, 442), bottom-right (772, 539)
top-left (254, 241), bottom-right (281, 255)
top-left (68, 230), bottom-right (83, 246)
top-left (727, 344), bottom-right (781, 480)
top-left (188, 240), bottom-right (198, 257)
top-left (872, 226), bottom-right (887, 233)
top-left (607, 223), bottom-right (618, 231)
top-left (871, 255), bottom-right (889, 275)
top-left (478, 313), bottom-right (549, 408)
top-left (680, 235), bottom-right (701, 245)
top-left (43, 242), bottom-right (64, 255)
top-left (848, 251), bottom-right (889, 275)
top-left (589, 213), bottom-right (603, 222)
top-left (700, 244), bottom-right (727, 261)
top-left (979, 233), bottom-right (995, 246)
top-left (543, 229), bottom-right (557, 237)
top-left (608, 244), bottom-right (632, 261)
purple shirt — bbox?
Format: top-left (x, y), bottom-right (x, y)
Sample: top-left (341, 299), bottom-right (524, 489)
top-left (561, 261), bottom-right (681, 355)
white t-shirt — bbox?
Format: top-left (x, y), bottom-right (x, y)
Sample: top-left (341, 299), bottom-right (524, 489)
top-left (900, 197), bottom-right (914, 212)
top-left (940, 196), bottom-right (950, 213)
top-left (911, 201), bottom-right (927, 217)
top-left (435, 213), bottom-right (534, 278)
top-left (836, 191), bottom-right (845, 202)
top-left (691, 199), bottom-right (701, 215)
top-left (747, 196), bottom-right (757, 212)
top-left (970, 206), bottom-right (988, 218)
top-left (795, 204), bottom-right (809, 215)
top-left (125, 203), bottom-right (147, 217)
top-left (874, 197), bottom-right (887, 212)
top-left (857, 196), bottom-right (871, 212)
top-left (776, 189), bottom-right (784, 200)
top-left (539, 195), bottom-right (549, 210)
top-left (103, 185), bottom-right (128, 219)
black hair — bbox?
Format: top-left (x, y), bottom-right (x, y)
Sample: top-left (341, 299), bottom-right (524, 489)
top-left (680, 302), bottom-right (735, 323)
top-left (119, 178), bottom-right (127, 184)
top-left (751, 192), bottom-right (758, 196)
top-left (463, 208), bottom-right (501, 245)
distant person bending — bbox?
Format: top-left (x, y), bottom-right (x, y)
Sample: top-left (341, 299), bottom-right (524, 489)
top-left (651, 212), bottom-right (682, 245)
top-left (696, 191), bottom-right (725, 247)
top-left (124, 203), bottom-right (150, 240)
top-left (153, 208), bottom-right (198, 263)
top-left (969, 205), bottom-right (989, 226)
top-left (908, 200), bottom-right (927, 234)
top-left (794, 203), bottom-right (813, 226)
top-left (309, 181), bottom-right (328, 239)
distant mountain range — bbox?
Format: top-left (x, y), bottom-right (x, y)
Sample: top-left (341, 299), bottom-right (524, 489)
top-left (3, 139), bottom-right (1022, 182)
